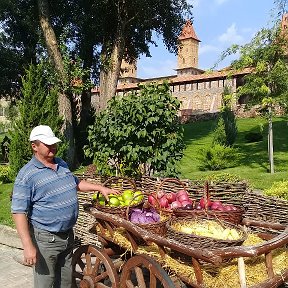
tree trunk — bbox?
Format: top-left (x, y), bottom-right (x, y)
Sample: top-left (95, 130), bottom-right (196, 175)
top-left (268, 106), bottom-right (274, 174)
top-left (74, 39), bottom-right (93, 164)
top-left (99, 32), bottom-right (125, 111)
top-left (37, 0), bottom-right (76, 168)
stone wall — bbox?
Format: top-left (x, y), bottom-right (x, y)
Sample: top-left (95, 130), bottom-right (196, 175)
top-left (91, 77), bottom-right (237, 119)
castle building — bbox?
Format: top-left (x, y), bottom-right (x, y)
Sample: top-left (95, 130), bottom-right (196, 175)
top-left (91, 19), bottom-right (249, 121)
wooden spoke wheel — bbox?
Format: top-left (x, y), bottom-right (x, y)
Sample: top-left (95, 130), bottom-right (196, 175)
top-left (72, 245), bottom-right (119, 288)
top-left (120, 255), bottom-right (176, 288)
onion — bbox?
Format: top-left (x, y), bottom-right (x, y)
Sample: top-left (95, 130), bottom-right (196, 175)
top-left (166, 192), bottom-right (176, 204)
top-left (216, 206), bottom-right (225, 211)
top-left (210, 202), bottom-right (223, 211)
top-left (177, 190), bottom-right (188, 198)
top-left (196, 203), bottom-right (202, 210)
top-left (157, 190), bottom-right (165, 199)
top-left (177, 194), bottom-right (189, 203)
top-left (180, 200), bottom-right (191, 207)
top-left (170, 201), bottom-right (181, 209)
top-left (199, 197), bottom-right (212, 209)
top-left (224, 204), bottom-right (237, 211)
top-left (148, 195), bottom-right (157, 206)
top-left (159, 197), bottom-right (169, 208)
top-left (184, 204), bottom-right (193, 210)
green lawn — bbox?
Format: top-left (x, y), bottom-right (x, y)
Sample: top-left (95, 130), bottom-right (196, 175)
top-left (178, 116), bottom-right (288, 190)
top-left (0, 183), bottom-right (14, 227)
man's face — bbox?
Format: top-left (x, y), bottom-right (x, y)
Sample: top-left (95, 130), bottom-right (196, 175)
top-left (32, 141), bottom-right (57, 159)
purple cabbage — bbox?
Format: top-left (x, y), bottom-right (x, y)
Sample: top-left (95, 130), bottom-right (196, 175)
top-left (129, 208), bottom-right (161, 224)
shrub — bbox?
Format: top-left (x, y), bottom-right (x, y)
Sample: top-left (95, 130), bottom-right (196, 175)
top-left (0, 165), bottom-right (13, 184)
top-left (213, 85), bottom-right (238, 147)
top-left (212, 117), bottom-right (227, 146)
top-left (85, 82), bottom-right (185, 177)
top-left (244, 131), bottom-right (263, 143)
top-left (199, 144), bottom-right (239, 171)
top-left (264, 181), bottom-right (288, 200)
top-left (9, 62), bottom-right (65, 178)
top-left (205, 173), bottom-right (243, 184)
top-left (222, 106), bottom-right (238, 146)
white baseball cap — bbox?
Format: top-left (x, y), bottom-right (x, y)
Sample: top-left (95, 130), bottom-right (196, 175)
top-left (29, 125), bottom-right (61, 145)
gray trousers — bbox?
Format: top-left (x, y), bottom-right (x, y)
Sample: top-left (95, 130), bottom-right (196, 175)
top-left (30, 226), bottom-right (74, 288)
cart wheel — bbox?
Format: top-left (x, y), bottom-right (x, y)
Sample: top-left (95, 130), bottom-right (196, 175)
top-left (120, 255), bottom-right (176, 288)
top-left (72, 245), bottom-right (119, 288)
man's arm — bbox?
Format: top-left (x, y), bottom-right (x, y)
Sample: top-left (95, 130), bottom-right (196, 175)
top-left (77, 180), bottom-right (120, 200)
top-left (12, 213), bottom-right (37, 265)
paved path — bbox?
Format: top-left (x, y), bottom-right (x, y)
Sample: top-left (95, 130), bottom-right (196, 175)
top-left (0, 244), bottom-right (33, 288)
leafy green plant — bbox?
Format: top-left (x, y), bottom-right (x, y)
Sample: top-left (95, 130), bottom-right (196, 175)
top-left (264, 181), bottom-right (288, 200)
top-left (84, 82), bottom-right (185, 177)
top-left (199, 144), bottom-right (239, 171)
top-left (0, 165), bottom-right (13, 184)
top-left (205, 172), bottom-right (243, 184)
top-left (9, 62), bottom-right (66, 178)
top-left (212, 117), bottom-right (226, 146)
top-left (244, 131), bottom-right (263, 142)
top-left (213, 85), bottom-right (237, 147)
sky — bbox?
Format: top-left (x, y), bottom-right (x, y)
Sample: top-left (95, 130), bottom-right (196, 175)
top-left (137, 0), bottom-right (279, 79)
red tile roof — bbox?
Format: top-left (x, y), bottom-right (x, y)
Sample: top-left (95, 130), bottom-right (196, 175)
top-left (178, 19), bottom-right (200, 42)
top-left (91, 68), bottom-right (252, 93)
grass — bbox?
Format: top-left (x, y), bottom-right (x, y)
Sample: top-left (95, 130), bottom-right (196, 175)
top-left (0, 183), bottom-right (14, 227)
top-left (1, 115), bottom-right (288, 227)
top-left (178, 116), bottom-right (288, 190)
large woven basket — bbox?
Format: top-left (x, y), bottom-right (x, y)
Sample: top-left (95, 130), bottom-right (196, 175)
top-left (92, 177), bottom-right (144, 217)
top-left (126, 193), bottom-right (171, 237)
top-left (167, 216), bottom-right (247, 249)
top-left (173, 205), bottom-right (245, 225)
top-left (153, 178), bottom-right (195, 213)
top-left (173, 181), bottom-right (245, 225)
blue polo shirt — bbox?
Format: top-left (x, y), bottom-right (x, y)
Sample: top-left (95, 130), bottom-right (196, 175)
top-left (11, 156), bottom-right (79, 232)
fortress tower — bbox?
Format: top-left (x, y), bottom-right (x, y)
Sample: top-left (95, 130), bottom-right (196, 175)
top-left (177, 19), bottom-right (203, 76)
top-left (119, 59), bottom-right (138, 84)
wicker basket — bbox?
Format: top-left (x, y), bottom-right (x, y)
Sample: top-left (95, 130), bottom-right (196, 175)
top-left (167, 216), bottom-right (247, 249)
top-left (173, 205), bottom-right (245, 225)
top-left (126, 193), bottom-right (170, 237)
top-left (154, 178), bottom-right (195, 212)
top-left (173, 181), bottom-right (245, 225)
top-left (92, 177), bottom-right (144, 217)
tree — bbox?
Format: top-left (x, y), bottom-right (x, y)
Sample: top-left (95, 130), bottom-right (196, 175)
top-left (1, 0), bottom-right (192, 166)
top-left (84, 82), bottom-right (185, 177)
top-left (37, 0), bottom-right (76, 167)
top-left (213, 85), bottom-right (238, 147)
top-left (220, 10), bottom-right (288, 174)
top-left (0, 0), bottom-right (40, 96)
top-left (97, 0), bottom-right (192, 110)
top-left (9, 62), bottom-right (65, 177)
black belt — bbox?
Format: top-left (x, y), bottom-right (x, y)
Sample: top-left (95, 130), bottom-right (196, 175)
top-left (52, 229), bottom-right (73, 239)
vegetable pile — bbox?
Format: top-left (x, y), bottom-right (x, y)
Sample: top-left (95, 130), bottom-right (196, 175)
top-left (171, 219), bottom-right (242, 240)
top-left (92, 189), bottom-right (144, 207)
top-left (129, 208), bottom-right (161, 224)
top-left (148, 189), bottom-right (194, 210)
top-left (195, 197), bottom-right (239, 212)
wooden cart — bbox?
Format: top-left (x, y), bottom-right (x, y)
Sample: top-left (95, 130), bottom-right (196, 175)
top-left (72, 205), bottom-right (288, 288)
top-left (72, 176), bottom-right (288, 288)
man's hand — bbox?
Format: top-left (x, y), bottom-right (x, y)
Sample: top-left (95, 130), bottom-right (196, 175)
top-left (99, 186), bottom-right (120, 201)
top-left (23, 243), bottom-right (37, 266)
top-left (77, 180), bottom-right (120, 201)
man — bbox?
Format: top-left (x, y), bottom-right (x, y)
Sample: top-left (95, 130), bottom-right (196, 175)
top-left (11, 125), bottom-right (119, 288)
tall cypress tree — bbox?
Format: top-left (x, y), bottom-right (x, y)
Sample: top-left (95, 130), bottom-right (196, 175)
top-left (9, 62), bottom-right (65, 177)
